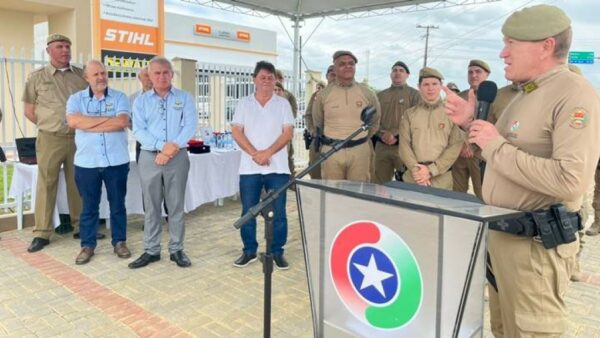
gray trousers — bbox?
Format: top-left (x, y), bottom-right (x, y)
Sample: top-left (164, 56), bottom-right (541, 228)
top-left (139, 150), bottom-right (190, 255)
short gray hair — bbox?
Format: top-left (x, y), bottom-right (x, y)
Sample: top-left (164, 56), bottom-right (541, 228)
top-left (148, 56), bottom-right (173, 72)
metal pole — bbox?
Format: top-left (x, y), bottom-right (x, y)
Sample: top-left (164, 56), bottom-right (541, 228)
top-left (292, 17), bottom-right (300, 98)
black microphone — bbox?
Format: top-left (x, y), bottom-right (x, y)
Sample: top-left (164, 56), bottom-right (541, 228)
top-left (360, 105), bottom-right (376, 127)
top-left (475, 81), bottom-right (498, 121)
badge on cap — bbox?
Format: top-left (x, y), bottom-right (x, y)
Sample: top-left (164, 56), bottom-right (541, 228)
top-left (356, 101), bottom-right (363, 108)
top-left (438, 123), bottom-right (445, 129)
top-left (569, 109), bottom-right (588, 129)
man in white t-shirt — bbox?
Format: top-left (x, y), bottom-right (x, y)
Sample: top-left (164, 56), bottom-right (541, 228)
top-left (231, 61), bottom-right (295, 269)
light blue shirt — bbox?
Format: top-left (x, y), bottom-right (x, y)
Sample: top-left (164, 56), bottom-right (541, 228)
top-left (66, 87), bottom-right (130, 168)
top-left (132, 87), bottom-right (197, 151)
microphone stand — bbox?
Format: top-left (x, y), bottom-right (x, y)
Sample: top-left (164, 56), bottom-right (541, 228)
top-left (233, 119), bottom-right (374, 338)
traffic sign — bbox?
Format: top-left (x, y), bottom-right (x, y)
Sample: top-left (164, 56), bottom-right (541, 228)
top-left (569, 51), bottom-right (595, 64)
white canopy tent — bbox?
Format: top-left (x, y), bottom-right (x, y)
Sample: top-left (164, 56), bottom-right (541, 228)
top-left (184, 0), bottom-right (500, 95)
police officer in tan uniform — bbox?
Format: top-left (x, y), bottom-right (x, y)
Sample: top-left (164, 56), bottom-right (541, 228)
top-left (275, 69), bottom-right (298, 175)
top-left (452, 60), bottom-right (491, 199)
top-left (372, 61), bottom-right (420, 184)
top-left (312, 50), bottom-right (380, 182)
top-left (304, 65), bottom-right (335, 179)
top-left (444, 5), bottom-right (600, 336)
top-left (399, 67), bottom-right (461, 189)
top-left (22, 34), bottom-right (90, 252)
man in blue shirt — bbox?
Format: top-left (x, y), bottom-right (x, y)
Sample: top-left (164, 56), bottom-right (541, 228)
top-left (130, 56), bottom-right (197, 269)
top-left (66, 60), bottom-right (131, 265)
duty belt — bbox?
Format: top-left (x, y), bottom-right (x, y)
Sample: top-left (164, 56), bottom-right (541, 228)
top-left (488, 204), bottom-right (582, 249)
top-left (320, 135), bottom-right (368, 149)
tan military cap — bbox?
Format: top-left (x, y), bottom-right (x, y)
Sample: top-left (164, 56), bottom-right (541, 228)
top-left (333, 50), bottom-right (358, 63)
top-left (419, 67), bottom-right (444, 81)
top-left (568, 64), bottom-right (582, 75)
top-left (47, 34), bottom-right (71, 45)
top-left (469, 59), bottom-right (490, 73)
top-left (502, 5), bottom-right (571, 41)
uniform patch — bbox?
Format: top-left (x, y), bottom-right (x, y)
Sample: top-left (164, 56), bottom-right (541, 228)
top-left (438, 123), bottom-right (445, 129)
top-left (569, 109), bottom-right (588, 129)
top-left (522, 82), bottom-right (538, 94)
top-left (356, 101), bottom-right (363, 108)
top-left (510, 120), bottom-right (520, 133)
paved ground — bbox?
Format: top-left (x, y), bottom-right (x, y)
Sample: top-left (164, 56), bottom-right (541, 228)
top-left (1, 192), bottom-right (599, 337)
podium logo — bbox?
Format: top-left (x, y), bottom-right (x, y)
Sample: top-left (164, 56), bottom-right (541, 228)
top-left (330, 221), bottom-right (423, 330)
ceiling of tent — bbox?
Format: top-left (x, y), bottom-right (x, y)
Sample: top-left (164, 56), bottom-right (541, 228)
top-left (193, 0), bottom-right (492, 20)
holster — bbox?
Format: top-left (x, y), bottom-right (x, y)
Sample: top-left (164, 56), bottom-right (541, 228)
top-left (303, 129), bottom-right (312, 150)
top-left (313, 127), bottom-right (322, 153)
top-left (489, 204), bottom-right (581, 249)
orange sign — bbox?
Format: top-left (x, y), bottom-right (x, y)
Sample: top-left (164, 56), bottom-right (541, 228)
top-left (100, 20), bottom-right (159, 54)
top-left (195, 24), bottom-right (212, 35)
top-left (92, 0), bottom-right (164, 58)
top-left (237, 31), bottom-right (251, 41)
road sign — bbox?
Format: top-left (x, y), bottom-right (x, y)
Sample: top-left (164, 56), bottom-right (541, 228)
top-left (569, 51), bottom-right (595, 64)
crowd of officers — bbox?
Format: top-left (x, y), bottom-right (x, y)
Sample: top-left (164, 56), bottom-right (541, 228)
top-left (301, 5), bottom-right (600, 337)
top-left (17, 3), bottom-right (600, 337)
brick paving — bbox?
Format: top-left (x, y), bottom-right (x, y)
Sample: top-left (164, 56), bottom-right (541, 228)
top-left (1, 192), bottom-right (599, 337)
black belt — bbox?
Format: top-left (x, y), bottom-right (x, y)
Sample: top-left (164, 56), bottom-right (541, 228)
top-left (320, 135), bottom-right (368, 149)
top-left (418, 161), bottom-right (434, 165)
top-left (489, 204), bottom-right (582, 249)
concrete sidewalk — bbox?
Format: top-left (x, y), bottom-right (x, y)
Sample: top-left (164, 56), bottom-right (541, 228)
top-left (1, 193), bottom-right (599, 337)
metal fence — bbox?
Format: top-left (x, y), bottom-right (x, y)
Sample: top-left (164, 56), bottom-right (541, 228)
top-left (0, 53), bottom-right (308, 216)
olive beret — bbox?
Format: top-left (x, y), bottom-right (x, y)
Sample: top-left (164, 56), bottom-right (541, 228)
top-left (502, 5), bottom-right (571, 41)
top-left (47, 34), bottom-right (71, 45)
top-left (419, 67), bottom-right (444, 81)
top-left (468, 59), bottom-right (491, 73)
top-left (333, 50), bottom-right (358, 63)
top-left (392, 61), bottom-right (410, 74)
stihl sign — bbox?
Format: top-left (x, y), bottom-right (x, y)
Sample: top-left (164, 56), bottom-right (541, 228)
top-left (105, 29), bottom-right (154, 46)
top-left (100, 19), bottom-right (160, 54)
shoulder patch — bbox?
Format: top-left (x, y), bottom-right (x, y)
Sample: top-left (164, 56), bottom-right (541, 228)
top-left (569, 109), bottom-right (589, 129)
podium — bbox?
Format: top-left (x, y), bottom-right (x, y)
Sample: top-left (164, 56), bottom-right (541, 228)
top-left (295, 180), bottom-right (521, 338)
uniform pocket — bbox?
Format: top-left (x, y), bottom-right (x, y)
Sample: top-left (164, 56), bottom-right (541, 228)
top-left (515, 312), bottom-right (565, 335)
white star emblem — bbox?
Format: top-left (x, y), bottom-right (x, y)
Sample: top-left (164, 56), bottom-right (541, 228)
top-left (353, 254), bottom-right (394, 298)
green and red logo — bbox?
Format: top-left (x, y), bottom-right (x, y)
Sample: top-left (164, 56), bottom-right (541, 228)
top-left (329, 220), bottom-right (423, 330)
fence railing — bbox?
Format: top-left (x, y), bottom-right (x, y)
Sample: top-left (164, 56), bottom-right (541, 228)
top-left (0, 53), bottom-right (309, 216)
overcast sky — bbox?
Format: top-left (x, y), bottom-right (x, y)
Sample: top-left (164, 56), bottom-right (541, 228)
top-left (165, 0), bottom-right (599, 92)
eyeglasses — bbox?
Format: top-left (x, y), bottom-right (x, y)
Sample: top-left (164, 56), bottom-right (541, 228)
top-left (86, 99), bottom-right (106, 116)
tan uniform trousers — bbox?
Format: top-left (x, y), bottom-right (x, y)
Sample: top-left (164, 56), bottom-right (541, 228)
top-left (321, 142), bottom-right (370, 182)
top-left (372, 142), bottom-right (403, 184)
top-left (488, 231), bottom-right (577, 337)
top-left (307, 144), bottom-right (322, 179)
top-left (402, 170), bottom-right (453, 190)
top-left (452, 155), bottom-right (482, 198)
top-left (33, 131), bottom-right (81, 239)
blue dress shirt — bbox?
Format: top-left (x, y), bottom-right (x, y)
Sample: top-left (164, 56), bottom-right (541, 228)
top-left (66, 87), bottom-right (130, 168)
top-left (132, 87), bottom-right (197, 151)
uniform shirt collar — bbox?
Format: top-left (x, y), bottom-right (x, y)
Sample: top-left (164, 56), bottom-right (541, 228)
top-left (335, 80), bottom-right (357, 88)
top-left (520, 64), bottom-right (568, 94)
top-left (150, 86), bottom-right (175, 98)
top-left (419, 98), bottom-right (443, 109)
top-left (47, 63), bottom-right (74, 75)
top-left (88, 86), bottom-right (110, 99)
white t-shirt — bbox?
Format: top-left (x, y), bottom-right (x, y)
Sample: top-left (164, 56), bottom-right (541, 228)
top-left (231, 94), bottom-right (295, 175)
